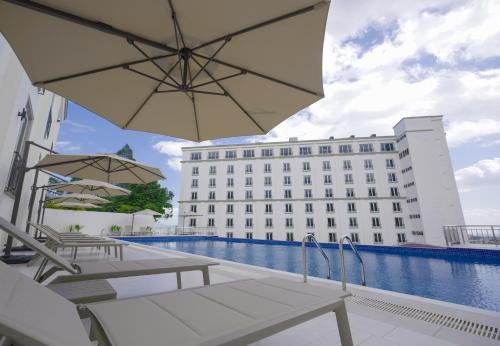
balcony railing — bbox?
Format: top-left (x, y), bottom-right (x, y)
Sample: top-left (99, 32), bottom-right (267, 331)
top-left (4, 151), bottom-right (23, 195)
top-left (443, 225), bottom-right (500, 247)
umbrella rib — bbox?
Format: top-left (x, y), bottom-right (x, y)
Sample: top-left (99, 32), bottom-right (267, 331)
top-left (191, 56), bottom-right (266, 134)
top-left (186, 60), bottom-right (201, 141)
top-left (190, 39), bottom-right (230, 85)
top-left (5, 0), bottom-right (178, 53)
top-left (35, 156), bottom-right (100, 171)
top-left (188, 90), bottom-right (227, 96)
top-left (124, 66), bottom-right (178, 89)
top-left (193, 3), bottom-right (320, 51)
top-left (191, 71), bottom-right (246, 89)
top-left (63, 157), bottom-right (104, 178)
top-left (167, 0), bottom-right (186, 48)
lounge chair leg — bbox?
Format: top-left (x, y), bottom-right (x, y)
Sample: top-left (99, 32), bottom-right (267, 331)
top-left (202, 268), bottom-right (210, 286)
top-left (114, 246), bottom-right (118, 258)
top-left (176, 272), bottom-right (182, 289)
top-left (335, 302), bottom-right (353, 346)
top-left (73, 247), bottom-right (78, 260)
top-left (119, 245), bottom-right (123, 261)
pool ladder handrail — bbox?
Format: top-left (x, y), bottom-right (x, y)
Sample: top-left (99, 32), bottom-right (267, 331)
top-left (339, 235), bottom-right (366, 291)
top-left (302, 234), bottom-right (331, 282)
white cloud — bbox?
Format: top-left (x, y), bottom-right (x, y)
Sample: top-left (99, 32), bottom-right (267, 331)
top-left (455, 158), bottom-right (500, 191)
top-left (153, 140), bottom-right (212, 171)
top-left (64, 120), bottom-right (95, 133)
top-left (446, 119), bottom-right (500, 147)
top-left (463, 208), bottom-right (500, 224)
top-left (55, 140), bottom-right (80, 152)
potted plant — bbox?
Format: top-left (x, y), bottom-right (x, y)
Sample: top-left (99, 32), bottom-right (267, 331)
top-left (110, 225), bottom-right (122, 235)
top-left (69, 224), bottom-right (83, 233)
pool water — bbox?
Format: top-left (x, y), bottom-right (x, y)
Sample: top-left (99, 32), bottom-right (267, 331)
top-left (133, 239), bottom-right (500, 312)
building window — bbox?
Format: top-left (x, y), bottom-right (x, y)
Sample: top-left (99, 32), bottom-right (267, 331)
top-left (261, 148), bottom-right (274, 157)
top-left (303, 162), bottom-right (311, 171)
top-left (265, 218), bottom-right (273, 228)
top-left (227, 178), bottom-right (234, 187)
top-left (285, 203), bottom-right (293, 213)
top-left (284, 189), bottom-right (292, 199)
top-left (372, 217), bottom-right (381, 228)
top-left (369, 202), bottom-right (379, 213)
top-left (226, 204), bottom-right (234, 214)
top-left (393, 202), bottom-right (401, 212)
top-left (189, 218), bottom-right (197, 227)
top-left (368, 187), bottom-right (377, 197)
top-left (225, 150), bottom-right (236, 159)
top-left (303, 175), bottom-right (312, 185)
top-left (208, 191), bottom-right (216, 200)
top-left (192, 167), bottom-right (199, 175)
top-left (305, 203), bottom-right (313, 213)
top-left (191, 192), bottom-right (198, 200)
top-left (191, 179), bottom-right (198, 188)
top-left (327, 217), bottom-right (336, 228)
top-left (381, 142), bottom-right (395, 152)
top-left (284, 176), bottom-right (291, 185)
top-left (245, 190), bottom-right (253, 200)
top-left (345, 174), bottom-right (353, 184)
top-left (283, 162), bottom-right (291, 172)
top-left (265, 203), bottom-right (273, 213)
top-left (359, 143), bottom-right (373, 152)
top-left (299, 146), bottom-right (312, 156)
top-left (285, 218), bottom-right (294, 228)
top-left (245, 177), bottom-right (253, 186)
top-left (343, 160), bottom-right (352, 170)
top-left (328, 232), bottom-right (337, 243)
top-left (286, 232), bottom-right (294, 241)
top-left (326, 202), bottom-right (335, 213)
top-left (245, 218), bottom-right (253, 228)
top-left (388, 173), bottom-right (397, 183)
top-left (208, 204), bottom-right (215, 213)
top-left (227, 165), bottom-right (234, 174)
top-left (264, 190), bottom-right (272, 199)
top-left (264, 163), bottom-right (272, 173)
top-left (280, 147), bottom-right (293, 156)
top-left (246, 232), bottom-right (253, 239)
top-left (227, 191), bottom-right (234, 200)
top-left (306, 218), bottom-right (315, 228)
top-left (209, 178), bottom-right (216, 187)
top-left (264, 176), bottom-right (272, 186)
top-left (397, 233), bottom-right (407, 243)
top-left (226, 232), bottom-right (234, 238)
top-left (347, 202), bottom-right (356, 212)
top-left (43, 105), bottom-right (53, 139)
top-left (209, 166), bottom-right (216, 175)
top-left (304, 189), bottom-right (312, 198)
top-left (390, 187), bottom-right (400, 197)
top-left (366, 173), bottom-right (375, 183)
top-left (243, 149), bottom-right (255, 158)
top-left (190, 205), bottom-right (197, 213)
top-left (245, 164), bottom-right (253, 173)
top-left (226, 218), bottom-right (234, 228)
top-left (266, 232), bottom-right (273, 240)
top-left (208, 151), bottom-right (219, 160)
top-left (339, 144), bottom-right (352, 153)
top-left (245, 204), bottom-right (253, 214)
top-left (207, 218), bottom-right (215, 227)
top-left (364, 159), bottom-right (373, 169)
top-left (319, 145), bottom-right (332, 155)
top-left (191, 152), bottom-right (202, 160)
top-left (374, 233), bottom-right (383, 244)
top-left (324, 175), bottom-right (332, 184)
top-left (322, 161), bottom-right (331, 171)
top-left (346, 188), bottom-right (355, 198)
top-left (325, 188), bottom-right (333, 198)
top-left (395, 217), bottom-right (405, 228)
top-left (386, 159), bottom-right (395, 169)
top-left (350, 232), bottom-right (360, 242)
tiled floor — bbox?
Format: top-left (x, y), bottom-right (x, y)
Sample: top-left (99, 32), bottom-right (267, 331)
top-left (12, 242), bottom-right (500, 346)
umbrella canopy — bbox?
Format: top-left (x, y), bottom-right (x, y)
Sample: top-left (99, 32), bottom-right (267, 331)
top-left (134, 209), bottom-right (162, 216)
top-left (47, 179), bottom-right (131, 196)
top-left (52, 202), bottom-right (101, 209)
top-left (48, 193), bottom-right (110, 205)
top-left (0, 0), bottom-right (329, 141)
top-left (34, 154), bottom-right (165, 184)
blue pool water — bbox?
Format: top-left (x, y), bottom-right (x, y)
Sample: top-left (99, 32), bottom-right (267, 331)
top-left (126, 237), bottom-right (500, 312)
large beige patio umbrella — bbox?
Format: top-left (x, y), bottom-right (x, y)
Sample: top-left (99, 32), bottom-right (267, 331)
top-left (34, 154), bottom-right (165, 184)
top-left (47, 193), bottom-right (109, 205)
top-left (131, 209), bottom-right (162, 233)
top-left (0, 0), bottom-right (330, 141)
top-left (53, 202), bottom-right (101, 209)
top-left (47, 179), bottom-right (131, 197)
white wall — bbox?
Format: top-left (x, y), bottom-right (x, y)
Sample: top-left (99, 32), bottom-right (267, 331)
top-left (44, 209), bottom-right (157, 236)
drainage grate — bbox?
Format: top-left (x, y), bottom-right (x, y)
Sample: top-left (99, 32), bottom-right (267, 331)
top-left (349, 295), bottom-right (500, 341)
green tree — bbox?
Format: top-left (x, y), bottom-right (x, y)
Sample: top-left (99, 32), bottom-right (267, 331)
top-left (116, 144), bottom-right (134, 160)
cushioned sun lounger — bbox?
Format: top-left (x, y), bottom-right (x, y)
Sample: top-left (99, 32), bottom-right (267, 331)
top-left (1, 216), bottom-right (217, 287)
top-left (0, 261), bottom-right (353, 346)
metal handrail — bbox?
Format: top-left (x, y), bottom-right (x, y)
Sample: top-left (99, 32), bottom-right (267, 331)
top-left (339, 235), bottom-right (366, 291)
top-left (302, 234), bottom-right (331, 283)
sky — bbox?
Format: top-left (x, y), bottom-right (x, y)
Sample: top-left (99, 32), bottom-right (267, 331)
top-left (55, 0), bottom-right (500, 225)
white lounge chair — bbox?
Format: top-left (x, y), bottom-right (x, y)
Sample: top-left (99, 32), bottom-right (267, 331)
top-left (0, 216), bottom-right (217, 288)
top-left (0, 260), bottom-right (353, 346)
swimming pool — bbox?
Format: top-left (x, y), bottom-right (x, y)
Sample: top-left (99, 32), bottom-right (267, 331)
top-left (124, 237), bottom-right (500, 312)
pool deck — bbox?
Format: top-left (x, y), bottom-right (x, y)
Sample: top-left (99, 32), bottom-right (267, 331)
top-left (12, 241), bottom-right (500, 346)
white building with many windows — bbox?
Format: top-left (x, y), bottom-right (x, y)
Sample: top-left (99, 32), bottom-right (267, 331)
top-left (178, 116), bottom-right (464, 246)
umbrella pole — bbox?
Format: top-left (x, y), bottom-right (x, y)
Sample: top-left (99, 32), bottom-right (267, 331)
top-left (25, 168), bottom-right (40, 233)
top-left (131, 214), bottom-right (135, 235)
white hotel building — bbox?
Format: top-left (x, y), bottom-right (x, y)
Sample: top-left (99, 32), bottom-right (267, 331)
top-left (178, 116), bottom-right (464, 246)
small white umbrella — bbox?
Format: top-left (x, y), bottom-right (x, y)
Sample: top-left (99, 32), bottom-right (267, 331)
top-left (47, 179), bottom-right (131, 196)
top-left (53, 202), bottom-right (101, 209)
top-left (131, 209), bottom-right (162, 234)
top-left (48, 193), bottom-right (110, 205)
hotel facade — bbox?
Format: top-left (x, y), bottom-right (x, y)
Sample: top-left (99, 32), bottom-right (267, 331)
top-left (178, 116), bottom-right (464, 246)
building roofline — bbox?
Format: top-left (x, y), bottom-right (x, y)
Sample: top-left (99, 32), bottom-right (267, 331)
top-left (392, 115), bottom-right (443, 129)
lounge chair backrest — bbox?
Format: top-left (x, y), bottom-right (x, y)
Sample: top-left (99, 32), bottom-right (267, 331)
top-left (0, 261), bottom-right (92, 346)
top-left (28, 222), bottom-right (60, 242)
top-left (0, 217), bottom-right (78, 274)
